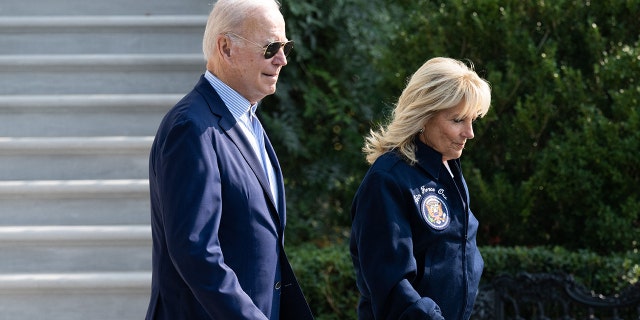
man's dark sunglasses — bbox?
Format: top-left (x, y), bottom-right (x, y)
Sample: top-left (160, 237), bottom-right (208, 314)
top-left (226, 32), bottom-right (294, 59)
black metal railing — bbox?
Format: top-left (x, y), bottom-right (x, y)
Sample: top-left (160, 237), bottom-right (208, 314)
top-left (472, 272), bottom-right (640, 320)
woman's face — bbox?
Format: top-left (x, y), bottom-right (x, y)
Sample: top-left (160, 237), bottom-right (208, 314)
top-left (420, 102), bottom-right (476, 162)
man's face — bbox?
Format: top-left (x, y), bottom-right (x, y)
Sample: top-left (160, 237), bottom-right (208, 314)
top-left (226, 8), bottom-right (289, 105)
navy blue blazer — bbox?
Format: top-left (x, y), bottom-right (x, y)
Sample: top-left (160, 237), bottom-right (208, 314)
top-left (146, 75), bottom-right (313, 320)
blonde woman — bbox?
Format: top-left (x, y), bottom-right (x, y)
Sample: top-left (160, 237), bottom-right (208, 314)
top-left (350, 57), bottom-right (491, 320)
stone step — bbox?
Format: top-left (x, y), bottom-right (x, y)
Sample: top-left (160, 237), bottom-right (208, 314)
top-left (0, 225), bottom-right (151, 273)
top-left (0, 225), bottom-right (150, 246)
top-left (0, 53), bottom-right (203, 72)
top-left (0, 136), bottom-right (152, 154)
top-left (0, 179), bottom-right (148, 199)
top-left (0, 93), bottom-right (182, 112)
top-left (0, 179), bottom-right (149, 226)
top-left (1, 0), bottom-right (210, 16)
top-left (0, 15), bottom-right (206, 55)
top-left (0, 15), bottom-right (207, 55)
top-left (0, 272), bottom-right (150, 320)
top-left (0, 94), bottom-right (179, 136)
top-left (0, 136), bottom-right (152, 180)
top-left (0, 53), bottom-right (204, 94)
top-left (0, 196), bottom-right (150, 226)
top-left (0, 271), bottom-right (150, 294)
top-left (0, 0), bottom-right (206, 318)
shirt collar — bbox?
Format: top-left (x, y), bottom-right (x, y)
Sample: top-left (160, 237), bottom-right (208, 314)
top-left (204, 70), bottom-right (257, 120)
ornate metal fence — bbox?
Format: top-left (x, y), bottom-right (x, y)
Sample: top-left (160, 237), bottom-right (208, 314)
top-left (472, 273), bottom-right (640, 320)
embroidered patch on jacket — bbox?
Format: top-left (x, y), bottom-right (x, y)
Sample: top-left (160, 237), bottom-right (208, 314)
top-left (420, 195), bottom-right (450, 230)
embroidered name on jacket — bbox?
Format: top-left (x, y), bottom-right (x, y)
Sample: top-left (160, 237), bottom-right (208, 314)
top-left (413, 186), bottom-right (450, 230)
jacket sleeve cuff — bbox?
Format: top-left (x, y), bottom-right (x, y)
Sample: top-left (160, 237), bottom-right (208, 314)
top-left (398, 298), bottom-right (444, 320)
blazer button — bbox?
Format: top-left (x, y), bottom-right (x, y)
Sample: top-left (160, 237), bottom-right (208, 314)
top-left (274, 281), bottom-right (282, 290)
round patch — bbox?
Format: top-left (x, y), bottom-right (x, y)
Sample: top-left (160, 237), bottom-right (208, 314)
top-left (420, 195), bottom-right (450, 230)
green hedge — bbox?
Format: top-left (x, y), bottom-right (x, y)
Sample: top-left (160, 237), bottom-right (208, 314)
top-left (267, 0), bottom-right (640, 253)
top-left (289, 242), bottom-right (358, 320)
top-left (289, 242), bottom-right (640, 320)
top-left (274, 1), bottom-right (640, 316)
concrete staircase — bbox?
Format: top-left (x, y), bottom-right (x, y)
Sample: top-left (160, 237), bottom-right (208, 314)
top-left (0, 0), bottom-right (208, 318)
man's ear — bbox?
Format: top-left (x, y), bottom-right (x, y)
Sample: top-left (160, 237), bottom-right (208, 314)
top-left (217, 34), bottom-right (232, 59)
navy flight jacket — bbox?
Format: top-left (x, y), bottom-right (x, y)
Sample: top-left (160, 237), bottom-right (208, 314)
top-left (350, 139), bottom-right (484, 320)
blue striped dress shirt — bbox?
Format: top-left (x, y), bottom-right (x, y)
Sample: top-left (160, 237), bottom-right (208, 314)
top-left (204, 71), bottom-right (279, 205)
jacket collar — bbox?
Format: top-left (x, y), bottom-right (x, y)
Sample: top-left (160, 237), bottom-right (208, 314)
top-left (414, 137), bottom-right (446, 180)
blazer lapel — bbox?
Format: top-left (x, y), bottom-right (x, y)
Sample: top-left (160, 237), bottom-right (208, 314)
top-left (264, 133), bottom-right (286, 226)
top-left (194, 76), bottom-right (281, 223)
top-left (224, 119), bottom-right (274, 196)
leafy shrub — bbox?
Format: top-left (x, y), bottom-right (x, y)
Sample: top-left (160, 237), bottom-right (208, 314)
top-left (480, 246), bottom-right (640, 294)
top-left (289, 242), bottom-right (640, 319)
top-left (271, 0), bottom-right (640, 253)
top-left (288, 241), bottom-right (358, 320)
top-left (262, 0), bottom-right (390, 244)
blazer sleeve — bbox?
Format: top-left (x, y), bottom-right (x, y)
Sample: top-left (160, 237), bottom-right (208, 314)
top-left (351, 169), bottom-right (444, 320)
top-left (153, 118), bottom-right (269, 320)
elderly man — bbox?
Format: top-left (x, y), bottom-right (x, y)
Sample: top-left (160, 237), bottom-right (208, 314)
top-left (145, 0), bottom-right (313, 319)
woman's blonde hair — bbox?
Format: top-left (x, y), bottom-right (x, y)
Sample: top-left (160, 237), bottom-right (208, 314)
top-left (363, 57), bottom-right (491, 165)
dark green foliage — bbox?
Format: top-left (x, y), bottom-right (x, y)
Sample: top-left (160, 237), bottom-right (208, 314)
top-left (260, 0), bottom-right (392, 243)
top-left (288, 241), bottom-right (359, 320)
top-left (263, 0), bottom-right (639, 253)
top-left (529, 39), bottom-right (640, 252)
top-left (372, 0), bottom-right (640, 253)
top-left (274, 3), bottom-right (640, 317)
top-left (290, 242), bottom-right (640, 319)
top-left (481, 245), bottom-right (640, 294)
